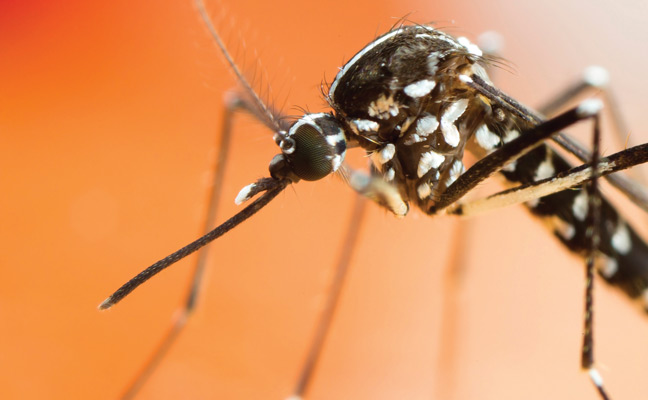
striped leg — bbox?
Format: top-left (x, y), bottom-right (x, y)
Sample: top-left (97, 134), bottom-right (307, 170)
top-left (582, 105), bottom-right (609, 400)
top-left (444, 142), bottom-right (648, 217)
top-left (431, 99), bottom-right (648, 398)
top-left (538, 65), bottom-right (632, 150)
top-left (539, 65), bottom-right (648, 190)
top-left (426, 101), bottom-right (603, 214)
top-left (465, 74), bottom-right (648, 213)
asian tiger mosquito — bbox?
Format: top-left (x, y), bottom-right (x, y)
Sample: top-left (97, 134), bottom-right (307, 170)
top-left (97, 1), bottom-right (648, 398)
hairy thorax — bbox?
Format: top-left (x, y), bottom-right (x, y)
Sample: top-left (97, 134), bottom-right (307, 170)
top-left (327, 25), bottom-right (512, 210)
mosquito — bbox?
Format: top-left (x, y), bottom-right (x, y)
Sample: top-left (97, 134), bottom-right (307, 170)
top-left (100, 1), bottom-right (648, 398)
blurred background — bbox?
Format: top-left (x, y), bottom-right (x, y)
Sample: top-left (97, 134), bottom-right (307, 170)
top-left (2, 0), bottom-right (648, 399)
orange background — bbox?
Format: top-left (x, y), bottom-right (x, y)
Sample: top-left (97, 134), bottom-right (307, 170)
top-left (2, 0), bottom-right (648, 399)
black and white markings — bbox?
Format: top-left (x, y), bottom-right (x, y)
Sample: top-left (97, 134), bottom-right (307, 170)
top-left (327, 25), bottom-right (491, 207)
top-left (328, 25), bottom-right (648, 319)
top-left (403, 114), bottom-right (438, 145)
top-left (103, 13), bottom-right (648, 399)
top-left (403, 79), bottom-right (436, 97)
top-left (573, 191), bottom-right (589, 221)
top-left (417, 150), bottom-right (444, 178)
top-left (474, 123), bottom-right (501, 151)
top-left (273, 113), bottom-right (347, 181)
top-left (328, 25), bottom-right (648, 325)
top-left (439, 99), bottom-right (468, 148)
top-left (371, 143), bottom-right (396, 166)
top-left (534, 153), bottom-right (556, 182)
top-left (611, 222), bottom-right (632, 255)
top-left (446, 159), bottom-right (465, 187)
top-left (351, 118), bottom-right (379, 133)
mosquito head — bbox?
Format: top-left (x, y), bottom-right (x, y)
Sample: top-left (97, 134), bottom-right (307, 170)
top-left (269, 113), bottom-right (346, 182)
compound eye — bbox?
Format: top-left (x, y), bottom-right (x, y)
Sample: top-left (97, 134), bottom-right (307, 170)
top-left (287, 123), bottom-right (334, 181)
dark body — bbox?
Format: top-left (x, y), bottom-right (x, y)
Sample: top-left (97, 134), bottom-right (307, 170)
top-left (327, 24), bottom-right (648, 303)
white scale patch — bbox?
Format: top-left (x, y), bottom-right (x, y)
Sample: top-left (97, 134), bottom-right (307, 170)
top-left (595, 256), bottom-right (618, 279)
top-left (502, 160), bottom-right (517, 172)
top-left (416, 115), bottom-right (439, 136)
top-left (403, 134), bottom-right (423, 145)
top-left (550, 216), bottom-right (575, 240)
top-left (325, 129), bottom-right (344, 146)
top-left (324, 128), bottom-right (345, 171)
top-left (526, 198), bottom-right (539, 208)
top-left (331, 154), bottom-right (343, 171)
top-left (583, 65), bottom-right (609, 88)
top-left (368, 94), bottom-right (399, 119)
top-left (475, 124), bottom-right (500, 151)
top-left (440, 99), bottom-right (468, 147)
top-left (534, 157), bottom-right (555, 181)
top-left (445, 160), bottom-right (465, 187)
top-left (352, 119), bottom-right (379, 132)
top-left (503, 129), bottom-right (520, 143)
top-left (427, 52), bottom-right (440, 75)
top-left (235, 183), bottom-right (255, 205)
top-left (385, 168), bottom-right (395, 181)
top-left (404, 79), bottom-right (436, 98)
top-left (576, 99), bottom-right (603, 118)
top-left (418, 150), bottom-right (445, 178)
top-left (611, 222), bottom-right (632, 255)
top-left (417, 182), bottom-right (432, 199)
top-left (457, 36), bottom-right (483, 57)
top-left (373, 143), bottom-right (395, 165)
top-left (499, 130), bottom-right (521, 172)
top-left (572, 191), bottom-right (589, 221)
top-left (405, 115), bottom-right (439, 145)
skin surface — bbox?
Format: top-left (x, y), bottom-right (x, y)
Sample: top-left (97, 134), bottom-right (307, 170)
top-left (2, 1), bottom-right (648, 399)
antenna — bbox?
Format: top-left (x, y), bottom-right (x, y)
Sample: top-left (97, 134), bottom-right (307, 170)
top-left (195, 0), bottom-right (281, 133)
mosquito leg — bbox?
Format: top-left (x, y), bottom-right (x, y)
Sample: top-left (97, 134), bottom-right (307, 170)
top-left (426, 99), bottom-right (604, 214)
top-left (338, 164), bottom-right (409, 217)
top-left (537, 66), bottom-right (608, 115)
top-left (537, 66), bottom-right (630, 153)
top-left (439, 106), bottom-right (645, 397)
top-left (466, 74), bottom-right (648, 213)
top-left (538, 65), bottom-right (648, 221)
top-left (445, 142), bottom-right (648, 217)
top-left (581, 105), bottom-right (611, 400)
top-left (118, 94), bottom-right (284, 400)
top-left (289, 194), bottom-right (368, 400)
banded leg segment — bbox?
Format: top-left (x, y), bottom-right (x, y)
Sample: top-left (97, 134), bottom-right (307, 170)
top-left (581, 109), bottom-right (610, 400)
top-left (538, 65), bottom-right (648, 203)
top-left (538, 65), bottom-right (631, 151)
top-left (428, 93), bottom-right (647, 397)
top-left (466, 74), bottom-right (648, 213)
top-left (445, 142), bottom-right (648, 217)
top-left (426, 101), bottom-right (603, 214)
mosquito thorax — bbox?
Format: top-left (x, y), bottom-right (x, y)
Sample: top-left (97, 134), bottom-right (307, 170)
top-left (269, 112), bottom-right (347, 182)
